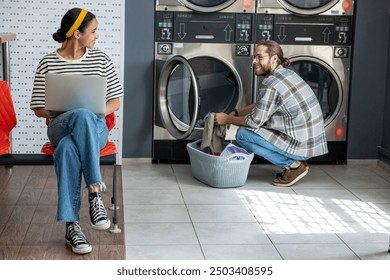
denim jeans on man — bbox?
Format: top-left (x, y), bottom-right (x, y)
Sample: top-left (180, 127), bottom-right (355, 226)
top-left (236, 127), bottom-right (308, 167)
top-left (47, 108), bottom-right (108, 222)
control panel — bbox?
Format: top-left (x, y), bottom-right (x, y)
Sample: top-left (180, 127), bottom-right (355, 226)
top-left (255, 14), bottom-right (353, 46)
top-left (155, 11), bottom-right (254, 44)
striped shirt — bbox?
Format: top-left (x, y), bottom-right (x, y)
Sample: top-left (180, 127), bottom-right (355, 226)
top-left (245, 65), bottom-right (328, 157)
top-left (30, 48), bottom-right (124, 109)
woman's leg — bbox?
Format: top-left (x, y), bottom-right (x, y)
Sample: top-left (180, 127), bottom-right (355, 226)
top-left (48, 108), bottom-right (108, 188)
top-left (53, 135), bottom-right (82, 222)
top-left (65, 109), bottom-right (111, 229)
top-left (48, 108), bottom-right (110, 229)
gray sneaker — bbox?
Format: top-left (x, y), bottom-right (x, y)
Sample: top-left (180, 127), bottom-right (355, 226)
top-left (65, 222), bottom-right (92, 254)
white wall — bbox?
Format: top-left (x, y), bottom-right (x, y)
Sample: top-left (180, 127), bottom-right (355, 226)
top-left (0, 0), bottom-right (124, 162)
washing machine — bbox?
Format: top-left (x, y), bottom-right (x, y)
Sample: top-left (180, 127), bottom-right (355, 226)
top-left (156, 0), bottom-right (255, 13)
top-left (153, 4), bottom-right (255, 162)
top-left (254, 0), bottom-right (354, 163)
top-left (256, 0), bottom-right (353, 16)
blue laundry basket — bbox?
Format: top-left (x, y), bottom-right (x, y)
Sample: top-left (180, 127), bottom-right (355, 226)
top-left (186, 139), bottom-right (254, 188)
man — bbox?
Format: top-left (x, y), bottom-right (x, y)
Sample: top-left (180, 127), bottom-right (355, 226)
top-left (214, 40), bottom-right (328, 187)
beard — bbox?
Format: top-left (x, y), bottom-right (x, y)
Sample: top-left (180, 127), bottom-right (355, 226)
top-left (255, 61), bottom-right (272, 76)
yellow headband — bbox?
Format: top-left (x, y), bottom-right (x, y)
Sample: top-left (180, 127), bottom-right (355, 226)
top-left (61, 9), bottom-right (88, 48)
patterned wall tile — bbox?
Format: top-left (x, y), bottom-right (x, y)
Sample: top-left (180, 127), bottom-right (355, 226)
top-left (0, 0), bottom-right (123, 160)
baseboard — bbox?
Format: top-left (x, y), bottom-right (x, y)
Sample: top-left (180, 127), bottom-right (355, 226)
top-left (122, 158), bottom-right (152, 165)
top-left (121, 157), bottom-right (389, 169)
top-left (347, 159), bottom-right (379, 165)
top-left (378, 160), bottom-right (390, 172)
top-left (378, 146), bottom-right (390, 158)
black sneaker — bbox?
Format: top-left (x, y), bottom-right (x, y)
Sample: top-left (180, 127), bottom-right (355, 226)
top-left (65, 222), bottom-right (92, 254)
top-left (89, 192), bottom-right (111, 230)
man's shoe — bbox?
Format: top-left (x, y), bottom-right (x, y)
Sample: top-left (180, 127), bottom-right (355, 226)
top-left (301, 161), bottom-right (309, 170)
top-left (273, 162), bottom-right (308, 187)
top-left (65, 222), bottom-right (92, 254)
top-left (89, 192), bottom-right (111, 230)
top-left (275, 161), bottom-right (309, 179)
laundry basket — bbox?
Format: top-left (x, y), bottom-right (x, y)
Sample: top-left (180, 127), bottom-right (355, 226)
top-left (186, 139), bottom-right (254, 188)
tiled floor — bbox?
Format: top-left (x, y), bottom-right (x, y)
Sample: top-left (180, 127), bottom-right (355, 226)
top-left (122, 161), bottom-right (390, 260)
top-left (2, 161), bottom-right (390, 260)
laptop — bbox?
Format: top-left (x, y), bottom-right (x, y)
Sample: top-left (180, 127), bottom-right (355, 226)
top-left (45, 73), bottom-right (107, 117)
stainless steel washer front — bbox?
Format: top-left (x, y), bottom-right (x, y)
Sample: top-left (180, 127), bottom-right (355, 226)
top-left (257, 0), bottom-right (354, 16)
top-left (282, 45), bottom-right (350, 142)
top-left (254, 3), bottom-right (354, 163)
top-left (154, 42), bottom-right (253, 141)
top-left (156, 0), bottom-right (256, 13)
top-left (153, 9), bottom-right (255, 162)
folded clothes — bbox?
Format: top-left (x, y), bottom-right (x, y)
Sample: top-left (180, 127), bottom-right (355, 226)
top-left (220, 143), bottom-right (250, 160)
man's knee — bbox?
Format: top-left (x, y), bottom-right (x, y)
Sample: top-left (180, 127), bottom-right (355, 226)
top-left (236, 127), bottom-right (247, 144)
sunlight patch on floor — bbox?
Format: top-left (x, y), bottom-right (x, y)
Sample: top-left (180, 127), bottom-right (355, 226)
top-left (239, 190), bottom-right (390, 235)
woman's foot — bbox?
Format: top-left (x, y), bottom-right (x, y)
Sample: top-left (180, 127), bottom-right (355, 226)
top-left (89, 191), bottom-right (111, 230)
top-left (65, 222), bottom-right (92, 254)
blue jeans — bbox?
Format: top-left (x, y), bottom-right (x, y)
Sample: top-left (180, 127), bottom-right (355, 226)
top-left (47, 108), bottom-right (108, 222)
top-left (236, 127), bottom-right (308, 167)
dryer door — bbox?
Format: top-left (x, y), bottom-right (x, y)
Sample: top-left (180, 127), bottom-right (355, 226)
top-left (180, 0), bottom-right (236, 12)
top-left (278, 0), bottom-right (339, 15)
top-left (289, 57), bottom-right (343, 128)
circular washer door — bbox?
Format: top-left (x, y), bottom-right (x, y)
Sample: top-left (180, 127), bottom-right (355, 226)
top-left (158, 55), bottom-right (240, 139)
top-left (180, 0), bottom-right (236, 13)
top-left (188, 56), bottom-right (239, 125)
top-left (289, 56), bottom-right (343, 127)
top-left (278, 0), bottom-right (339, 15)
top-left (158, 56), bottom-right (200, 139)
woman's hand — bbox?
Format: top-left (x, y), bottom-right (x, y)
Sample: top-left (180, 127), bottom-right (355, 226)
top-left (33, 107), bottom-right (52, 119)
top-left (105, 98), bottom-right (120, 116)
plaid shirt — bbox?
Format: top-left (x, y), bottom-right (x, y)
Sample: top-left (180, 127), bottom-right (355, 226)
top-left (245, 65), bottom-right (328, 157)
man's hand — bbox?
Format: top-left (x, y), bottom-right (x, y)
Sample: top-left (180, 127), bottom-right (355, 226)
top-left (214, 112), bottom-right (233, 125)
top-left (215, 111), bottom-right (249, 128)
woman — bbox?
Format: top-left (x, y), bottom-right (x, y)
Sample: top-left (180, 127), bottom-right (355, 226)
top-left (30, 8), bottom-right (124, 254)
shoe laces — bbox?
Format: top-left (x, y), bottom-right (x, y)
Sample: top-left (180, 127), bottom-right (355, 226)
top-left (279, 168), bottom-right (292, 179)
top-left (67, 223), bottom-right (88, 246)
top-left (90, 193), bottom-right (107, 221)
